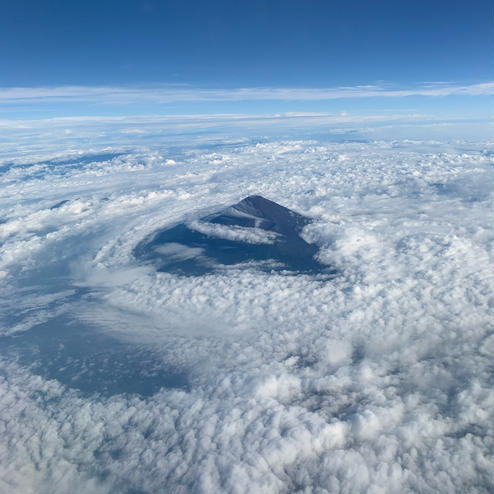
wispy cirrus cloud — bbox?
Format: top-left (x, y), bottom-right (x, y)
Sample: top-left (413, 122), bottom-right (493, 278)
top-left (0, 81), bottom-right (492, 105)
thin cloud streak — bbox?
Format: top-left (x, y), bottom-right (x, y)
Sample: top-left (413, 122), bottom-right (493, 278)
top-left (0, 112), bottom-right (439, 128)
top-left (0, 82), bottom-right (492, 105)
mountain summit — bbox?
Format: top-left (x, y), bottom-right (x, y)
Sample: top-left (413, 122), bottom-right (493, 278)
top-left (209, 195), bottom-right (311, 233)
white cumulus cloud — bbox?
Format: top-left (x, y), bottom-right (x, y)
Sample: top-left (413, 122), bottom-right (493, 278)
top-left (0, 129), bottom-right (492, 493)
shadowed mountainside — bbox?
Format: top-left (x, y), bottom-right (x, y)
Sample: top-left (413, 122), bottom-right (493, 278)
top-left (135, 195), bottom-right (331, 276)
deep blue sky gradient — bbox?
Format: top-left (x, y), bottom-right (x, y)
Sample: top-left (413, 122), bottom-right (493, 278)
top-left (2, 0), bottom-right (492, 87)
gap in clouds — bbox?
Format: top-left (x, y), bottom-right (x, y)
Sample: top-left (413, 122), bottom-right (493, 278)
top-left (1, 313), bottom-right (189, 397)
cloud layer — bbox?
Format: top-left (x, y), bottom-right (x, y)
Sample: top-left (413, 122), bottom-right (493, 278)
top-left (0, 131), bottom-right (492, 493)
top-left (0, 81), bottom-right (492, 105)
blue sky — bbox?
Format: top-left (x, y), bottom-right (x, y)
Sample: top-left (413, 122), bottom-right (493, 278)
top-left (0, 0), bottom-right (492, 119)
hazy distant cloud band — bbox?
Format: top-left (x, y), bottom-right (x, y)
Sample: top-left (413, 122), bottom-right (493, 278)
top-left (0, 82), bottom-right (492, 105)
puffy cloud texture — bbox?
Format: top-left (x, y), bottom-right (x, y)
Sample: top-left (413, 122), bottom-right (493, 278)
top-left (0, 129), bottom-right (492, 493)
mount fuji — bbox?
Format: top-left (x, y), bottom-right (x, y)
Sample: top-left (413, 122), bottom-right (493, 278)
top-left (135, 195), bottom-right (331, 276)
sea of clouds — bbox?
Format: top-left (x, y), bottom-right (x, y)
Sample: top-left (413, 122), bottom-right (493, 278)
top-left (0, 118), bottom-right (492, 493)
